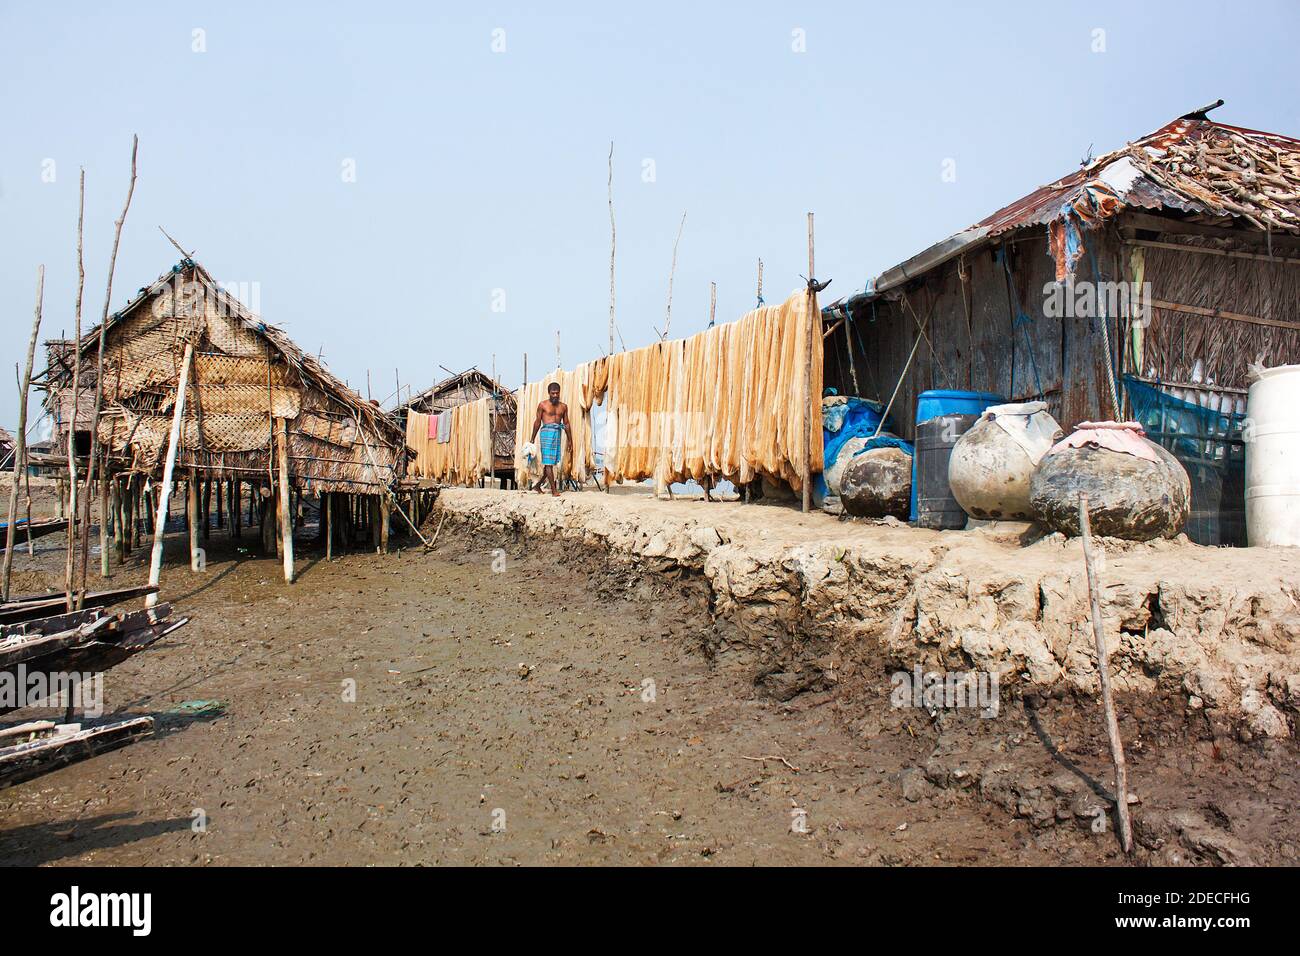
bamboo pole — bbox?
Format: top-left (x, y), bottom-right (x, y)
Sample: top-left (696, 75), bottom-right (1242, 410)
top-left (278, 418), bottom-right (293, 583)
top-left (1078, 492), bottom-right (1133, 854)
top-left (65, 170), bottom-right (87, 611)
top-left (2, 267), bottom-right (45, 601)
top-left (80, 135), bottom-right (138, 602)
top-left (708, 281), bottom-right (716, 329)
top-left (145, 344), bottom-right (194, 608)
top-left (801, 212), bottom-right (815, 514)
top-left (607, 140), bottom-right (616, 355)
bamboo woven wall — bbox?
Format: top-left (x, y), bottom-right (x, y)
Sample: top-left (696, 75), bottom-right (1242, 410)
top-left (1137, 241), bottom-right (1300, 389)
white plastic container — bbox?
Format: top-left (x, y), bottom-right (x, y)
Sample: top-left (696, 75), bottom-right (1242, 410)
top-left (1246, 364), bottom-right (1300, 547)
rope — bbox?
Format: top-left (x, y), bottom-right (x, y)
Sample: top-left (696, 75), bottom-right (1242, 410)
top-left (1084, 238), bottom-right (1124, 419)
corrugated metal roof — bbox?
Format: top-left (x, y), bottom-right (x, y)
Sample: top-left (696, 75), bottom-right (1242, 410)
top-left (835, 114), bottom-right (1300, 313)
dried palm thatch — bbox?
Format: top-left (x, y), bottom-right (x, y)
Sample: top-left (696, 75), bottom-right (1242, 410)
top-left (1129, 120), bottom-right (1300, 234)
top-left (41, 259), bottom-right (407, 494)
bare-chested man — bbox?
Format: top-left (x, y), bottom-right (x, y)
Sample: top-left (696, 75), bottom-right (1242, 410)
top-left (529, 382), bottom-right (572, 496)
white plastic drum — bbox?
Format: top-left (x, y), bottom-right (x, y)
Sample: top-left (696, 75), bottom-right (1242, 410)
top-left (1246, 364), bottom-right (1300, 547)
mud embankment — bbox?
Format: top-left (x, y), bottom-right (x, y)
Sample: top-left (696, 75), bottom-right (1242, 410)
top-left (435, 489), bottom-right (1300, 743)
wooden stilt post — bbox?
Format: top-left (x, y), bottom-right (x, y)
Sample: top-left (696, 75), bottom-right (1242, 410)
top-left (201, 479), bottom-right (211, 540)
top-left (325, 493), bottom-right (333, 560)
top-left (146, 343), bottom-right (194, 608)
top-left (188, 470), bottom-right (200, 572)
top-left (260, 489), bottom-right (275, 556)
top-left (110, 476), bottom-right (122, 561)
top-left (379, 492), bottom-right (389, 553)
top-left (278, 418), bottom-right (294, 583)
top-left (99, 474), bottom-right (110, 577)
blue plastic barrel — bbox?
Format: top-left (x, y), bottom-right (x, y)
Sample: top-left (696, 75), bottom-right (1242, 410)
top-left (910, 390), bottom-right (1004, 521)
top-left (915, 389), bottom-right (1005, 425)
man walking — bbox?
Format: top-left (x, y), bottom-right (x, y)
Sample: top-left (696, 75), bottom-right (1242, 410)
top-left (529, 382), bottom-right (572, 496)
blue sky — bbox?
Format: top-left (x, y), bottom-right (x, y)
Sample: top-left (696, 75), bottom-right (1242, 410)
top-left (3, 0), bottom-right (1297, 434)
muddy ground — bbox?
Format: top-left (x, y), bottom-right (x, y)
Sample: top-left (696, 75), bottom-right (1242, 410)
top-left (1, 480), bottom-right (1295, 865)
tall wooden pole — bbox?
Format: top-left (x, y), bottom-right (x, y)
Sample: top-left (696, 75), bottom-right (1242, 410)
top-left (801, 213), bottom-right (815, 514)
top-left (2, 267), bottom-right (45, 601)
top-left (708, 281), bottom-right (717, 329)
top-left (65, 169), bottom-right (87, 611)
top-left (607, 140), bottom-right (616, 355)
top-left (80, 135), bottom-right (137, 602)
top-left (146, 343), bottom-right (194, 608)
top-left (278, 418), bottom-right (294, 583)
top-left (1079, 492), bottom-right (1133, 853)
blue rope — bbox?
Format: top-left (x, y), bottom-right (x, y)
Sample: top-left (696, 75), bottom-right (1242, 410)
top-left (996, 247), bottom-right (1045, 400)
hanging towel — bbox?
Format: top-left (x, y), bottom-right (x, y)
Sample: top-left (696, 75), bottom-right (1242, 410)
top-left (427, 413), bottom-right (439, 440)
top-left (437, 410), bottom-right (452, 443)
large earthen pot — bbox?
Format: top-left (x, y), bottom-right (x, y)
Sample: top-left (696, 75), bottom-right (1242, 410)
top-left (949, 402), bottom-right (1062, 520)
top-left (841, 446), bottom-right (913, 518)
top-left (1030, 435), bottom-right (1190, 540)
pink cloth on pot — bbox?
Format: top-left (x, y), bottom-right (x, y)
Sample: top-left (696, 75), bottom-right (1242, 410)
top-left (1053, 421), bottom-right (1160, 463)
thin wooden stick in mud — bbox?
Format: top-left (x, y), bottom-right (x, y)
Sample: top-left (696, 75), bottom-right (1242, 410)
top-left (2, 267), bottom-right (45, 601)
top-left (146, 344), bottom-right (194, 609)
top-left (66, 169), bottom-right (87, 612)
top-left (81, 135), bottom-right (138, 601)
top-left (1078, 491), bottom-right (1133, 854)
top-left (428, 511), bottom-right (449, 548)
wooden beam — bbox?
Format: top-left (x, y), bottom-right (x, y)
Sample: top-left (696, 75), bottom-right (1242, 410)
top-left (1150, 298), bottom-right (1300, 333)
top-left (1122, 211), bottom-right (1300, 252)
top-left (1122, 237), bottom-right (1300, 267)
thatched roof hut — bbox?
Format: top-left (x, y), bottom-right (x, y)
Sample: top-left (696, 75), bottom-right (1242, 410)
top-left (395, 368), bottom-right (517, 475)
top-left (40, 258), bottom-right (408, 494)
